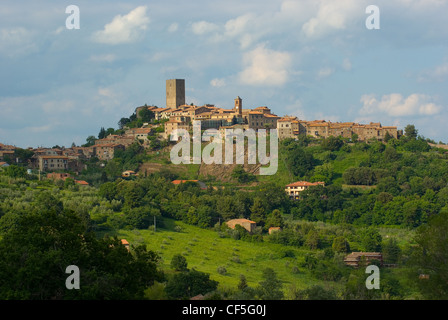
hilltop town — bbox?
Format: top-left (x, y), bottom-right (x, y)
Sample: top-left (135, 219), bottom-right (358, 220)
top-left (0, 79), bottom-right (402, 179)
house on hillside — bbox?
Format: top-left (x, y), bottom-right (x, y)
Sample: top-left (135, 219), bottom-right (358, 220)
top-left (285, 181), bottom-right (325, 200)
top-left (268, 227), bottom-right (282, 234)
top-left (121, 239), bottom-right (130, 251)
top-left (38, 155), bottom-right (69, 172)
top-left (122, 170), bottom-right (138, 178)
top-left (226, 218), bottom-right (256, 233)
top-left (47, 172), bottom-right (72, 180)
top-left (75, 180), bottom-right (89, 186)
top-left (344, 252), bottom-right (383, 267)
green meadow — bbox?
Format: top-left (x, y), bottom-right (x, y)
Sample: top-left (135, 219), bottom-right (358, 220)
top-left (113, 219), bottom-right (341, 293)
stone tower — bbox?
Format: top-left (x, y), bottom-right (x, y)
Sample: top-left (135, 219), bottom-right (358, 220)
top-left (234, 96), bottom-right (242, 116)
top-left (166, 79), bottom-right (185, 109)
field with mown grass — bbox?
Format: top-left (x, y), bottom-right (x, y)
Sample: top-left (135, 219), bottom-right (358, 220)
top-left (111, 219), bottom-right (344, 293)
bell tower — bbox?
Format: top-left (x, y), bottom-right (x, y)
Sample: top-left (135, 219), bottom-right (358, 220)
top-left (234, 96), bottom-right (242, 116)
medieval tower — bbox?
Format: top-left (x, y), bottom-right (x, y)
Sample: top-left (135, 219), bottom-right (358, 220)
top-left (234, 96), bottom-right (242, 116)
top-left (166, 79), bottom-right (185, 109)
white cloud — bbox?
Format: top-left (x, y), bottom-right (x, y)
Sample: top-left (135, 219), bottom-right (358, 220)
top-left (239, 45), bottom-right (291, 86)
top-left (301, 0), bottom-right (365, 38)
top-left (191, 21), bottom-right (219, 35)
top-left (0, 27), bottom-right (38, 57)
top-left (92, 6), bottom-right (150, 44)
top-left (417, 62), bottom-right (448, 82)
top-left (360, 93), bottom-right (443, 117)
top-left (210, 78), bottom-right (226, 87)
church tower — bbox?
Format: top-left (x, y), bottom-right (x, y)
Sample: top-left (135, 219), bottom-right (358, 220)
top-left (234, 96), bottom-right (242, 116)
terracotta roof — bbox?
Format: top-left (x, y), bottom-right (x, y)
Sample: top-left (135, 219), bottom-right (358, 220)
top-left (286, 181), bottom-right (325, 187)
top-left (75, 180), bottom-right (89, 185)
top-left (39, 155), bottom-right (69, 159)
top-left (227, 218), bottom-right (256, 224)
top-left (278, 117), bottom-right (299, 122)
top-left (307, 123), bottom-right (329, 127)
top-left (121, 239), bottom-right (130, 245)
top-left (172, 179), bottom-right (198, 185)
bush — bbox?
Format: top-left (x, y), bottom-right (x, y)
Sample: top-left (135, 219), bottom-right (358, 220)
top-left (217, 266), bottom-right (227, 275)
top-left (171, 254), bottom-right (188, 271)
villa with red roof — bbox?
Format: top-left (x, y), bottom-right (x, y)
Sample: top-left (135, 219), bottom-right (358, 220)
top-left (285, 181), bottom-right (325, 200)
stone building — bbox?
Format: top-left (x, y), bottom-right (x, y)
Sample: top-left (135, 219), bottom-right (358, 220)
top-left (166, 79), bottom-right (185, 109)
top-left (226, 218), bottom-right (257, 233)
top-left (285, 181), bottom-right (325, 200)
top-left (95, 144), bottom-right (125, 161)
top-left (277, 116), bottom-right (400, 142)
top-left (38, 155), bottom-right (68, 172)
top-left (344, 252), bottom-right (383, 267)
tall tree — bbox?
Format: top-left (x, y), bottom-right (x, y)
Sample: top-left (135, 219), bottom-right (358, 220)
top-left (256, 268), bottom-right (284, 300)
top-left (0, 205), bottom-right (162, 299)
top-left (412, 211), bottom-right (448, 299)
top-left (98, 127), bottom-right (106, 139)
top-left (404, 124), bottom-right (418, 139)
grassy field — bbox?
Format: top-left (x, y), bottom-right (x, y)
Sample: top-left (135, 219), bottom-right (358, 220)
top-left (113, 219), bottom-right (342, 293)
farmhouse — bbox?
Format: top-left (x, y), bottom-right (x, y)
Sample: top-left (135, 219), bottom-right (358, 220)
top-left (226, 218), bottom-right (256, 233)
top-left (285, 181), bottom-right (325, 200)
top-left (344, 252), bottom-right (383, 267)
top-left (268, 227), bottom-right (282, 234)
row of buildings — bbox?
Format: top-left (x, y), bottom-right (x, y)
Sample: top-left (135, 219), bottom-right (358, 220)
top-left (0, 126), bottom-right (156, 173)
top-left (277, 116), bottom-right (401, 141)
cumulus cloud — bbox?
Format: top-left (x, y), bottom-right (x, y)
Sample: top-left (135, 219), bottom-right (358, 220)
top-left (301, 0), bottom-right (365, 38)
top-left (92, 6), bottom-right (150, 44)
top-left (0, 27), bottom-right (38, 57)
top-left (210, 78), bottom-right (226, 87)
top-left (360, 93), bottom-right (442, 117)
top-left (191, 21), bottom-right (219, 35)
top-left (239, 45), bottom-right (291, 86)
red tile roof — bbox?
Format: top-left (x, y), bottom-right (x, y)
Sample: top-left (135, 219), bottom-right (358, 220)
top-left (286, 181), bottom-right (325, 187)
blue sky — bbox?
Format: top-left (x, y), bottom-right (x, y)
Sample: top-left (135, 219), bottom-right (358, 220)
top-left (1, 0), bottom-right (447, 148)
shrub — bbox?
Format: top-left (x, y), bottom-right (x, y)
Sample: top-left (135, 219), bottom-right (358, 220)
top-left (217, 266), bottom-right (227, 275)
